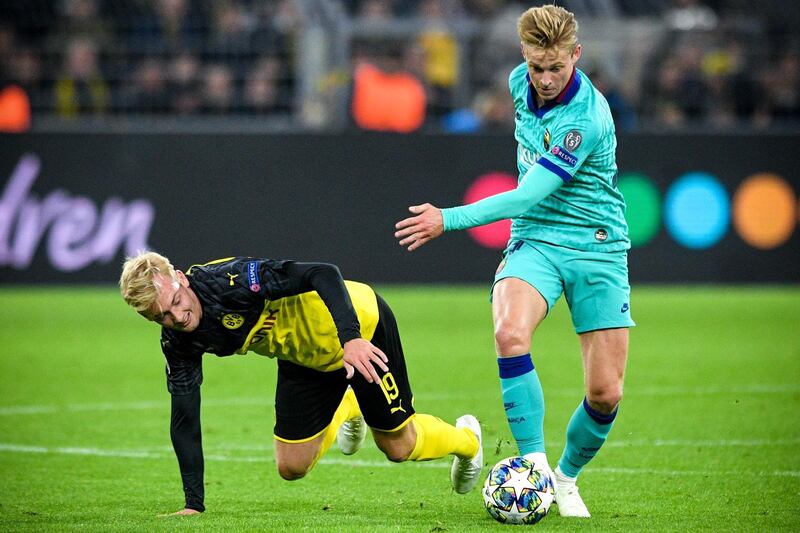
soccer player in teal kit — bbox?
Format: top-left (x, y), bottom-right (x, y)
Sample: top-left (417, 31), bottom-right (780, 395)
top-left (395, 4), bottom-right (634, 518)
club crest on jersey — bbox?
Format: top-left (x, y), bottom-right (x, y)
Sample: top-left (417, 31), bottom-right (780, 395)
top-left (551, 145), bottom-right (577, 167)
top-left (564, 130), bottom-right (582, 150)
top-left (543, 128), bottom-right (551, 150)
top-left (222, 313), bottom-right (244, 329)
top-left (247, 261), bottom-right (261, 292)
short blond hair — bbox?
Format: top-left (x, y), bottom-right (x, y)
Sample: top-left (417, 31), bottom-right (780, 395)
top-left (119, 251), bottom-right (178, 313)
top-left (517, 4), bottom-right (578, 53)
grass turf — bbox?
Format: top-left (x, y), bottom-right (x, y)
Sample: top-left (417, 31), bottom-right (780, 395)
top-left (0, 285), bottom-right (798, 531)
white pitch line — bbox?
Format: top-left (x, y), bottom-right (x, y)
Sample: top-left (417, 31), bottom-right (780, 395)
top-left (0, 397), bottom-right (275, 416)
top-left (0, 443), bottom-right (164, 459)
top-left (0, 443), bottom-right (798, 478)
top-left (603, 438), bottom-right (800, 448)
top-left (131, 437), bottom-right (800, 454)
top-left (1, 383), bottom-right (798, 417)
top-left (624, 384), bottom-right (800, 396)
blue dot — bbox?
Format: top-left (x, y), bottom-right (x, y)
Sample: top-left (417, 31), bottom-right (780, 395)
top-left (664, 172), bottom-right (730, 249)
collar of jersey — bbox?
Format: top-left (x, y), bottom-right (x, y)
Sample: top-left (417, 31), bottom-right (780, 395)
top-left (526, 67), bottom-right (581, 118)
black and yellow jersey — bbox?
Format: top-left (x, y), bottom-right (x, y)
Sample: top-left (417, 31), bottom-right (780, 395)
top-left (161, 257), bottom-right (378, 395)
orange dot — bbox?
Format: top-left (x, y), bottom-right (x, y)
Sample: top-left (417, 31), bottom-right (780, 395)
top-left (732, 174), bottom-right (797, 249)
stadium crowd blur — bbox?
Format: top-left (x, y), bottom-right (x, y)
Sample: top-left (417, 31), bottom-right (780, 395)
top-left (0, 0), bottom-right (798, 133)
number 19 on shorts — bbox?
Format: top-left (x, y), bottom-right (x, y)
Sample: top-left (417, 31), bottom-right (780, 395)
top-left (379, 372), bottom-right (399, 404)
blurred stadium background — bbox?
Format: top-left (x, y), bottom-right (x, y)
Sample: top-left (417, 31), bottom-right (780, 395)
top-left (1, 0), bottom-right (799, 132)
top-left (0, 0), bottom-right (798, 283)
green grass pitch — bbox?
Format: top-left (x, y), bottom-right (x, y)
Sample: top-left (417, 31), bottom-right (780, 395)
top-left (0, 285), bottom-right (798, 532)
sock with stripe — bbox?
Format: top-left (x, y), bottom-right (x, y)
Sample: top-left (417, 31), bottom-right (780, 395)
top-left (557, 397), bottom-right (617, 478)
top-left (498, 353), bottom-right (545, 456)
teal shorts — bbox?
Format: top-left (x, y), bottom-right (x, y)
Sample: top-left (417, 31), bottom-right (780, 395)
top-left (492, 240), bottom-right (635, 334)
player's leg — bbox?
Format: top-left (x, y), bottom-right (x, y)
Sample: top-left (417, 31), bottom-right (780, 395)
top-left (553, 327), bottom-right (628, 516)
top-left (369, 414), bottom-right (479, 465)
top-left (491, 241), bottom-right (562, 467)
top-left (273, 360), bottom-right (353, 480)
top-left (354, 294), bottom-right (482, 493)
top-left (274, 438), bottom-right (322, 480)
top-left (370, 412), bottom-right (483, 495)
top-left (559, 327), bottom-right (628, 475)
top-left (554, 249), bottom-right (634, 516)
top-left (492, 277), bottom-right (546, 461)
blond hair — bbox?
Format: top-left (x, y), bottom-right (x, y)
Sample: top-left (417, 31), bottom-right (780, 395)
top-left (119, 251), bottom-right (178, 313)
top-left (517, 4), bottom-right (579, 53)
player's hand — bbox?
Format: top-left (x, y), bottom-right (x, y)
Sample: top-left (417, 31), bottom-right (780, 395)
top-left (157, 508), bottom-right (202, 517)
top-left (342, 338), bottom-right (389, 384)
top-left (394, 203), bottom-right (444, 251)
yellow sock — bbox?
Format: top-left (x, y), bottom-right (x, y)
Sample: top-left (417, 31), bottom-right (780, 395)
top-left (310, 388), bottom-right (361, 469)
top-left (407, 413), bottom-right (479, 461)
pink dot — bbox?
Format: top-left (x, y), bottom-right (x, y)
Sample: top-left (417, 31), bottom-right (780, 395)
top-left (463, 172), bottom-right (517, 249)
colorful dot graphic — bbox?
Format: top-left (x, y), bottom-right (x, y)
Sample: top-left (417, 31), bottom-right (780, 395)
top-left (664, 172), bottom-right (730, 249)
top-left (463, 172), bottom-right (516, 249)
top-left (733, 173), bottom-right (798, 249)
top-left (463, 170), bottom-right (797, 250)
top-left (617, 173), bottom-right (661, 247)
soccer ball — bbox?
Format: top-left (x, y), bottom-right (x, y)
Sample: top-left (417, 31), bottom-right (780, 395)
top-left (482, 456), bottom-right (555, 525)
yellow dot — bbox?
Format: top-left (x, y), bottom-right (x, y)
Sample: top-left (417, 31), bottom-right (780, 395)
top-left (732, 174), bottom-right (797, 249)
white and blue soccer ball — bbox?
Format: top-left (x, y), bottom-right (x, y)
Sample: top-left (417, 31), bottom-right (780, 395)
top-left (482, 456), bottom-right (556, 525)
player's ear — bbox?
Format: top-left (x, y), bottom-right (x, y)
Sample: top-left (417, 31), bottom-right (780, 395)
top-left (175, 270), bottom-right (189, 287)
top-left (572, 44), bottom-right (582, 62)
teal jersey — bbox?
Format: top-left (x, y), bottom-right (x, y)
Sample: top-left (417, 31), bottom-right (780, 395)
top-left (509, 64), bottom-right (629, 251)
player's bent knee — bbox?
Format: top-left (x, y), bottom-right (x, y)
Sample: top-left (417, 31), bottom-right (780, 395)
top-left (276, 462), bottom-right (309, 481)
top-left (384, 448), bottom-right (411, 463)
top-left (586, 387), bottom-right (623, 413)
top-left (494, 323), bottom-right (531, 355)
top-left (373, 429), bottom-right (415, 463)
top-left (376, 440), bottom-right (413, 463)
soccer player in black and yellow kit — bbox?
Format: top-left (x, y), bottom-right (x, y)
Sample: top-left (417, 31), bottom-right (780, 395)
top-left (119, 251), bottom-right (483, 515)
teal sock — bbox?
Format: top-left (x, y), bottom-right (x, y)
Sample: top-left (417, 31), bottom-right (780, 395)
top-left (558, 397), bottom-right (617, 478)
top-left (498, 354), bottom-right (545, 455)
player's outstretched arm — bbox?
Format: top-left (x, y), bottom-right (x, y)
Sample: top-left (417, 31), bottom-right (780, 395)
top-left (396, 169), bottom-right (564, 251)
top-left (394, 203), bottom-right (444, 251)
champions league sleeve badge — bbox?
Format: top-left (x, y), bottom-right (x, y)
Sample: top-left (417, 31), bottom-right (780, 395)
top-left (564, 130), bottom-right (582, 151)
